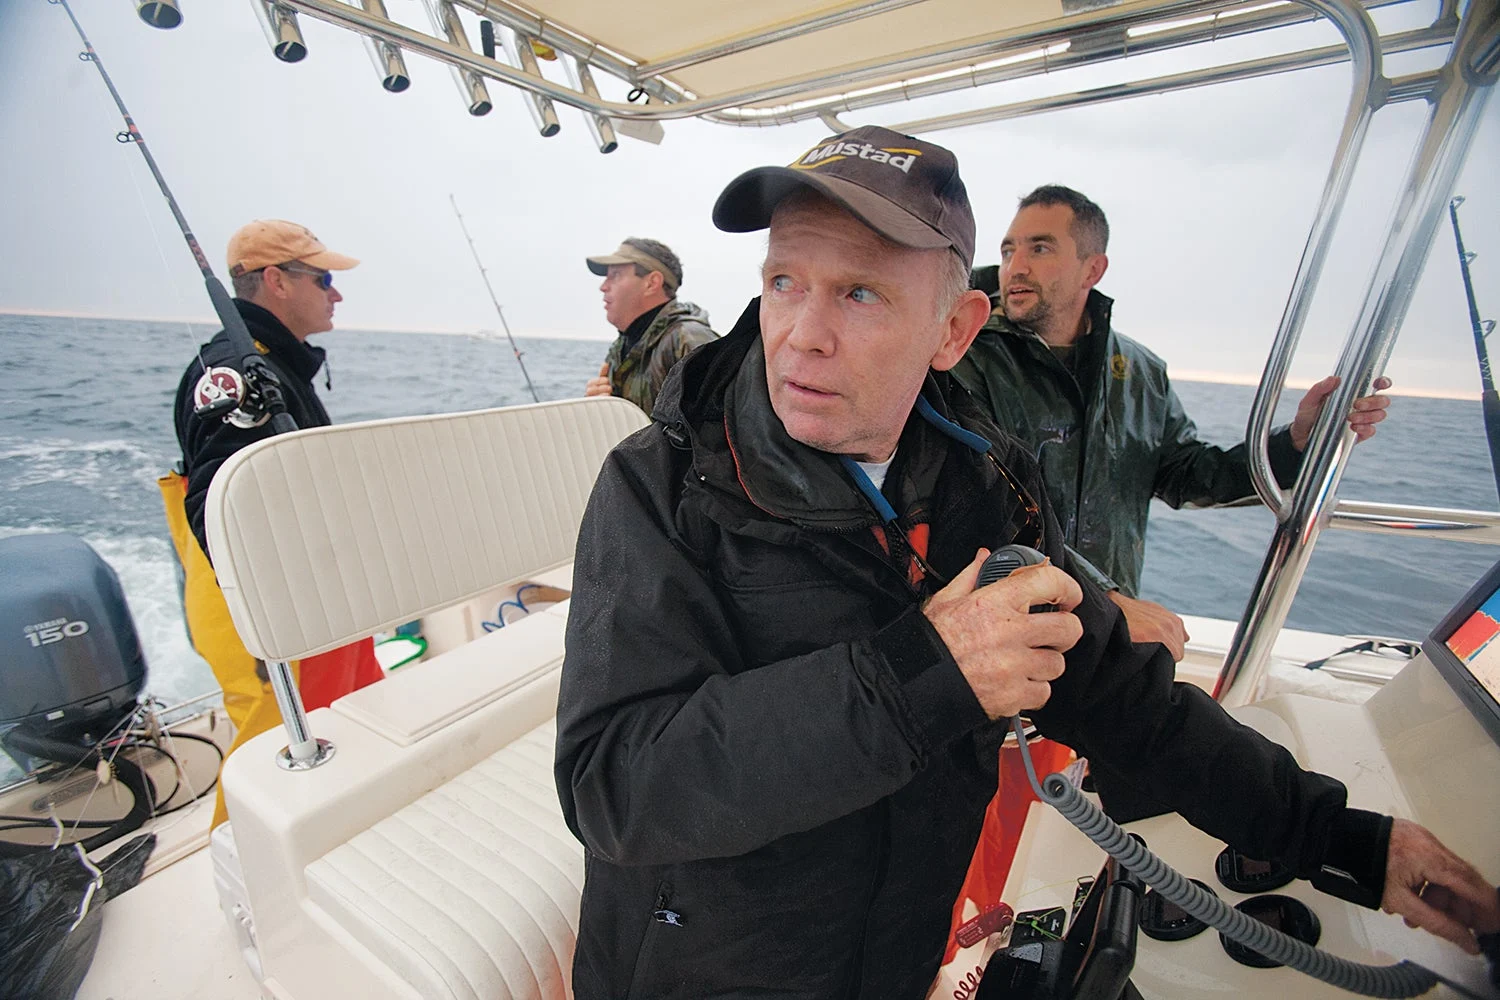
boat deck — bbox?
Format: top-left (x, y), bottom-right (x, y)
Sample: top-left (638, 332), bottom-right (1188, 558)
top-left (78, 843), bottom-right (261, 1000)
top-left (60, 614), bottom-right (1414, 1000)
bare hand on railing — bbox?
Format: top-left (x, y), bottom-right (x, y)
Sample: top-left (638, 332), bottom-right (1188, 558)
top-left (1107, 591), bottom-right (1188, 661)
top-left (924, 549), bottom-right (1083, 719)
top-left (584, 363), bottom-right (613, 398)
top-left (1381, 817), bottom-right (1500, 953)
top-left (1290, 375), bottom-right (1392, 451)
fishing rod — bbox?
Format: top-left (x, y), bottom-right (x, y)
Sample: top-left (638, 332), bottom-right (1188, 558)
top-left (449, 194), bottom-right (541, 403)
top-left (52, 0), bottom-right (296, 435)
top-left (1449, 196), bottom-right (1500, 505)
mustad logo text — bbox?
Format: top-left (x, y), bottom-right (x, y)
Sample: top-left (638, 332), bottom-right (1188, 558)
top-left (794, 141), bottom-right (922, 174)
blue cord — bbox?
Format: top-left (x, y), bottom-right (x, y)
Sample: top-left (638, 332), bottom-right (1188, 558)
top-left (481, 584), bottom-right (549, 631)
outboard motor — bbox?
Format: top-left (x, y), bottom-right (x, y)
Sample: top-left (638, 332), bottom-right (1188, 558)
top-left (0, 533), bottom-right (148, 769)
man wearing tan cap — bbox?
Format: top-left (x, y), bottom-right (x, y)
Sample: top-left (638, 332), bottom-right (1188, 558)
top-left (160, 219), bottom-right (378, 828)
top-left (583, 237), bottom-right (716, 415)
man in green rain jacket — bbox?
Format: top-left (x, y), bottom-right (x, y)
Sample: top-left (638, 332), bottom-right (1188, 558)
top-left (584, 237), bottom-right (717, 415)
top-left (953, 186), bottom-right (1392, 661)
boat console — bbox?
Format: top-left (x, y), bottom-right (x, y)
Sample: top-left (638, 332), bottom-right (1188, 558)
top-left (997, 560), bottom-right (1500, 999)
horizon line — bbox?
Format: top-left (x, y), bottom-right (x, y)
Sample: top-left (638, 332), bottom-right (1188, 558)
top-left (1, 309), bottom-right (1478, 401)
top-left (0, 306), bottom-right (615, 342)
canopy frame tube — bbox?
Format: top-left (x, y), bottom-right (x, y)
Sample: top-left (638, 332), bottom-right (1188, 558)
top-left (1216, 0), bottom-right (1499, 703)
top-left (270, 0), bottom-right (1442, 127)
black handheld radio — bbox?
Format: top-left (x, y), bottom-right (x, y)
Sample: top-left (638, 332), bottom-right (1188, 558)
top-left (977, 544), bottom-right (1058, 613)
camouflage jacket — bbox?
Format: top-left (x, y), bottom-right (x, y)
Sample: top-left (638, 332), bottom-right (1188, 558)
top-left (605, 300), bottom-right (716, 415)
top-left (950, 289), bottom-right (1303, 596)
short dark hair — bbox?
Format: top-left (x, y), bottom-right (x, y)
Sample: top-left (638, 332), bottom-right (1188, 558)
top-left (231, 269), bottom-right (264, 299)
top-left (624, 237), bottom-right (683, 296)
top-left (1017, 185), bottom-right (1109, 257)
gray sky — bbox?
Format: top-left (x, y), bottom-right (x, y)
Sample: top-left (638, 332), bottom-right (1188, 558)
top-left (1, 0), bottom-right (1495, 395)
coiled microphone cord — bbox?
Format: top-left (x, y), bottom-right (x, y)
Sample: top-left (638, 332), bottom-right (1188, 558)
top-left (1008, 715), bottom-right (1488, 999)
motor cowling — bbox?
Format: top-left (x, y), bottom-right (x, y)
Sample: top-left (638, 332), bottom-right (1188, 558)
top-left (0, 533), bottom-right (147, 743)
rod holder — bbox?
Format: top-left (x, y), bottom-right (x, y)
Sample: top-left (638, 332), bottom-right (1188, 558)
top-left (250, 1), bottom-right (307, 63)
top-left (358, 0), bottom-right (410, 90)
top-left (374, 40), bottom-right (412, 92)
top-left (460, 70), bottom-right (493, 115)
top-left (566, 57), bottom-right (618, 154)
top-left (424, 1), bottom-right (492, 115)
top-left (135, 0), bottom-right (183, 28)
top-left (499, 28), bottom-right (560, 136)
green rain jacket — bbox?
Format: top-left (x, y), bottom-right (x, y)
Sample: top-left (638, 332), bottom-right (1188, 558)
top-left (605, 299), bottom-right (717, 416)
top-left (950, 289), bottom-right (1303, 597)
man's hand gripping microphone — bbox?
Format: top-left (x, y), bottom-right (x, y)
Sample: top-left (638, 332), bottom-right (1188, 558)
top-left (977, 544), bottom-right (1057, 610)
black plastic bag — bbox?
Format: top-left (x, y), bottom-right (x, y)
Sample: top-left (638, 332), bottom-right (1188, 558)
top-left (0, 833), bottom-right (155, 1000)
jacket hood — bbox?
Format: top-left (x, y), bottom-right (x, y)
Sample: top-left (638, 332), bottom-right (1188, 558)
top-left (662, 299), bottom-right (710, 327)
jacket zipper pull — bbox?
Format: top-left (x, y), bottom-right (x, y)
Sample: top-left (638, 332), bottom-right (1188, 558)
top-left (324, 359), bottom-right (332, 391)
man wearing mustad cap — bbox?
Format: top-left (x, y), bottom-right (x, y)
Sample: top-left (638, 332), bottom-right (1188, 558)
top-left (160, 219), bottom-right (380, 829)
top-left (554, 128), bottom-right (1499, 997)
top-left (582, 237), bottom-right (717, 415)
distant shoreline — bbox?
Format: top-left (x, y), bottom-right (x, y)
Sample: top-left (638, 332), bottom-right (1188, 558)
top-left (2, 309), bottom-right (1478, 401)
top-left (1169, 369), bottom-right (1477, 401)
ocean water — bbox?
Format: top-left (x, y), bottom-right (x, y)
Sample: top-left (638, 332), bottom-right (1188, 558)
top-left (2, 312), bottom-right (1495, 724)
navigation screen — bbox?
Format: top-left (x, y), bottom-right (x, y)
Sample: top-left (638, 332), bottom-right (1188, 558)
top-left (1444, 587), bottom-right (1500, 704)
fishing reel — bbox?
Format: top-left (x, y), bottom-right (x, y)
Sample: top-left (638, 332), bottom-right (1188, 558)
top-left (191, 359), bottom-right (287, 429)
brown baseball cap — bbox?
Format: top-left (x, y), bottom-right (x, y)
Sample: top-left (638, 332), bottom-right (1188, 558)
top-left (226, 219), bottom-right (360, 277)
top-left (586, 239), bottom-right (681, 295)
top-left (712, 125), bottom-right (975, 268)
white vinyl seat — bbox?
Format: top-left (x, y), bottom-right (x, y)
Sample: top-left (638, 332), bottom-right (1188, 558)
top-left (203, 397), bottom-right (649, 1000)
top-left (306, 721), bottom-right (581, 1000)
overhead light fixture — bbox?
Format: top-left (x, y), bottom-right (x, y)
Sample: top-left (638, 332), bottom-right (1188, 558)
top-left (249, 1), bottom-right (307, 62)
top-left (135, 0), bottom-right (183, 28)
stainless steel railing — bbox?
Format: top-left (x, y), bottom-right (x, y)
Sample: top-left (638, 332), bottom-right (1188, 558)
top-left (1215, 0), bottom-right (1499, 705)
top-left (1327, 501), bottom-right (1500, 545)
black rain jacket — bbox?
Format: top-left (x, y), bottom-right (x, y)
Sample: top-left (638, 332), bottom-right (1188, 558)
top-left (950, 289), bottom-right (1303, 596)
top-left (556, 299), bottom-right (1384, 999)
top-left (172, 299), bottom-right (331, 556)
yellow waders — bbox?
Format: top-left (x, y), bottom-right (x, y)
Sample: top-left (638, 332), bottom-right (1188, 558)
top-left (159, 471), bottom-right (303, 829)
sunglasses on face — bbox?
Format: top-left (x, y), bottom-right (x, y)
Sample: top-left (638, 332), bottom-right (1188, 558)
top-left (276, 262), bottom-right (334, 290)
